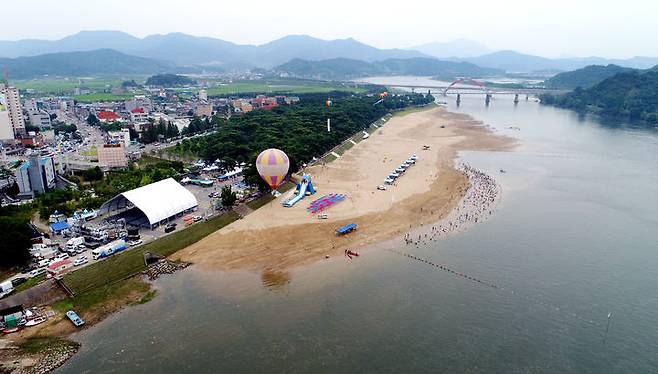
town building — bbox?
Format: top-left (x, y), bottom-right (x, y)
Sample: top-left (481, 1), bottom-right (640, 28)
top-left (47, 259), bottom-right (74, 278)
top-left (195, 101), bottom-right (213, 118)
top-left (97, 110), bottom-right (121, 123)
top-left (130, 107), bottom-right (148, 124)
top-left (14, 153), bottom-right (57, 198)
top-left (108, 128), bottom-right (131, 148)
top-left (199, 89), bottom-right (208, 101)
top-left (97, 143), bottom-right (128, 168)
top-left (0, 86), bottom-right (25, 139)
top-left (28, 111), bottom-right (52, 128)
top-left (125, 96), bottom-right (152, 112)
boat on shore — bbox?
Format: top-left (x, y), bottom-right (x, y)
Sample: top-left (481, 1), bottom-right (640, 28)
top-left (25, 316), bottom-right (47, 327)
top-left (66, 310), bottom-right (85, 327)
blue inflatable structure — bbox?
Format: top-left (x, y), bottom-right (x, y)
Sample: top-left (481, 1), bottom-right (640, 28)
top-left (283, 174), bottom-right (316, 207)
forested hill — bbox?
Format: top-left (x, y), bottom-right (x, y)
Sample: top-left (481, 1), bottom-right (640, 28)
top-left (0, 49), bottom-right (175, 79)
top-left (172, 92), bottom-right (435, 190)
top-left (540, 70), bottom-right (658, 123)
top-left (274, 57), bottom-right (502, 80)
top-left (544, 64), bottom-right (635, 89)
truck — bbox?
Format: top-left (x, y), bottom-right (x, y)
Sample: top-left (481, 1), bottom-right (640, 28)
top-left (92, 239), bottom-right (127, 260)
top-left (65, 237), bottom-right (85, 251)
top-left (0, 281), bottom-right (14, 297)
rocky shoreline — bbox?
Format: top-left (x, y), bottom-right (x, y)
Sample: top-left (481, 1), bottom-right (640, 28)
top-left (143, 259), bottom-right (191, 281)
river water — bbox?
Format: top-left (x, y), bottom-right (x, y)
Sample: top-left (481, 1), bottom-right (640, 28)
top-left (60, 87), bottom-right (658, 373)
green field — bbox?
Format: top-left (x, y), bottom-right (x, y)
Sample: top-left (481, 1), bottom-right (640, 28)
top-left (63, 211), bottom-right (239, 294)
top-left (204, 80), bottom-right (366, 96)
top-left (73, 92), bottom-right (142, 103)
top-left (13, 76), bottom-right (147, 95)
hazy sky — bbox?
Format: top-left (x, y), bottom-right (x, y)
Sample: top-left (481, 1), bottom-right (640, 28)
top-left (3, 0), bottom-right (655, 58)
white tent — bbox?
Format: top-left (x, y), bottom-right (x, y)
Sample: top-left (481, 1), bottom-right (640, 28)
top-left (99, 178), bottom-right (198, 227)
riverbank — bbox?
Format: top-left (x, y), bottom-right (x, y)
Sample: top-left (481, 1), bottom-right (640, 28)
top-left (174, 107), bottom-right (514, 272)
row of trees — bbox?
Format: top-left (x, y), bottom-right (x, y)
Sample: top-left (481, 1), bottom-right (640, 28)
top-left (171, 92), bottom-right (434, 190)
top-left (140, 120), bottom-right (180, 144)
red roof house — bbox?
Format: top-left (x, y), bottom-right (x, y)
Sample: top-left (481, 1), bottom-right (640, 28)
top-left (97, 111), bottom-right (121, 122)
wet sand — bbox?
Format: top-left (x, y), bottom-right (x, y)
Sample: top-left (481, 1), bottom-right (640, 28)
top-left (174, 107), bottom-right (515, 271)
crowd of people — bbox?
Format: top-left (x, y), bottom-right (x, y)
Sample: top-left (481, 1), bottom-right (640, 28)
top-left (403, 163), bottom-right (499, 247)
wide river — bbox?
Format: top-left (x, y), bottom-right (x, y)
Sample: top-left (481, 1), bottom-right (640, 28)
top-left (60, 81), bottom-right (658, 373)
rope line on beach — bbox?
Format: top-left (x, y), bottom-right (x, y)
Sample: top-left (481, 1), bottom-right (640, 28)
top-left (387, 248), bottom-right (601, 327)
top-left (391, 164), bottom-right (602, 328)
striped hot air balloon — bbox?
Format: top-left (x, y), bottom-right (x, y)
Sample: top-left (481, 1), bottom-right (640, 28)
top-left (256, 148), bottom-right (290, 190)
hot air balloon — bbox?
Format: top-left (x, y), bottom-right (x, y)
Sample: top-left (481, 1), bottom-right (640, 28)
top-left (256, 148), bottom-right (290, 190)
top-left (326, 99), bottom-right (332, 107)
top-left (379, 91), bottom-right (388, 99)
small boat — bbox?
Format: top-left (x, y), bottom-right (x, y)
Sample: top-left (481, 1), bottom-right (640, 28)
top-left (2, 327), bottom-right (19, 334)
top-left (25, 316), bottom-right (47, 327)
top-left (66, 310), bottom-right (85, 327)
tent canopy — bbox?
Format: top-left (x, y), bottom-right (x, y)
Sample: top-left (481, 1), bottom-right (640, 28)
top-left (99, 178), bottom-right (198, 226)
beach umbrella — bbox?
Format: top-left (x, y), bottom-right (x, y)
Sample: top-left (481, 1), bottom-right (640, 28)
top-left (256, 148), bottom-right (290, 190)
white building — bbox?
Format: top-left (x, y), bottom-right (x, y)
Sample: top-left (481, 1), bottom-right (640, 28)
top-left (108, 128), bottom-right (131, 148)
top-left (28, 111), bottom-right (52, 128)
top-left (130, 108), bottom-right (148, 125)
top-left (199, 89), bottom-right (208, 101)
top-left (2, 87), bottom-right (25, 137)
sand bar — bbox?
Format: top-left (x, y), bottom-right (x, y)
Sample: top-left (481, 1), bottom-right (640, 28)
top-left (175, 107), bottom-right (514, 271)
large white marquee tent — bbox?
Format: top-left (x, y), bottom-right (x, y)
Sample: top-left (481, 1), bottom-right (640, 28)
top-left (99, 178), bottom-right (198, 228)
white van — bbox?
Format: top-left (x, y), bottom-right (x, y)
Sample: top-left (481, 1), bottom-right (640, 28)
top-left (29, 268), bottom-right (47, 278)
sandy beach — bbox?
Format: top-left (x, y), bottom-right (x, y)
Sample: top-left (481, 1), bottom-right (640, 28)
top-left (175, 106), bottom-right (514, 271)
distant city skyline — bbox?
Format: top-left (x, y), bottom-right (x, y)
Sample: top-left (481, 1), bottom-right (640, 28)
top-left (3, 0), bottom-right (656, 59)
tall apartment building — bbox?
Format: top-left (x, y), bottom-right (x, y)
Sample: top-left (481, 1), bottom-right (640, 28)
top-left (14, 153), bottom-right (56, 198)
top-left (1, 86), bottom-right (26, 138)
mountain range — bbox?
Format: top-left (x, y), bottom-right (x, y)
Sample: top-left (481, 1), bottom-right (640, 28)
top-left (274, 58), bottom-right (502, 80)
top-left (449, 51), bottom-right (658, 73)
top-left (0, 31), bottom-right (426, 69)
top-left (1, 31), bottom-right (658, 79)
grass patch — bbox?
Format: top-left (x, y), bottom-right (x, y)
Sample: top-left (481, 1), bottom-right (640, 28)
top-left (63, 211), bottom-right (239, 294)
top-left (13, 274), bottom-right (46, 293)
top-left (73, 92), bottom-right (139, 103)
top-left (334, 141), bottom-right (354, 155)
top-left (19, 337), bottom-right (80, 355)
top-left (133, 290), bottom-right (157, 305)
top-left (323, 154), bottom-right (338, 163)
top-left (53, 277), bottom-right (150, 314)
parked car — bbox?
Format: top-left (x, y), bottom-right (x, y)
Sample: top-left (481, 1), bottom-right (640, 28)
top-left (193, 216), bottom-right (203, 222)
top-left (37, 259), bottom-right (50, 268)
top-left (73, 256), bottom-right (88, 266)
top-left (128, 239), bottom-right (143, 246)
top-left (28, 268), bottom-right (46, 278)
top-left (55, 252), bottom-right (70, 261)
top-left (384, 178), bottom-right (395, 185)
top-left (11, 277), bottom-right (27, 287)
top-left (377, 185), bottom-right (387, 191)
top-left (76, 246), bottom-right (87, 254)
top-left (164, 224), bottom-right (177, 233)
